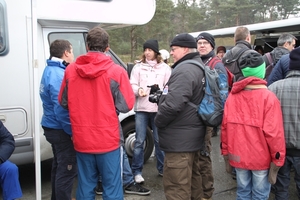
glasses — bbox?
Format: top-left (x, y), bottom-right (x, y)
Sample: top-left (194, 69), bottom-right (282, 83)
top-left (171, 47), bottom-right (181, 52)
top-left (197, 41), bottom-right (210, 46)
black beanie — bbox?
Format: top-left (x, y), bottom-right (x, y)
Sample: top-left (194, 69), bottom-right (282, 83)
top-left (196, 32), bottom-right (215, 49)
top-left (239, 50), bottom-right (266, 79)
top-left (170, 33), bottom-right (197, 48)
top-left (289, 47), bottom-right (300, 71)
top-left (143, 39), bottom-right (160, 54)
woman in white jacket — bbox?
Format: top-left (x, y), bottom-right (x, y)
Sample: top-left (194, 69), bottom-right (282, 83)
top-left (130, 39), bottom-right (171, 183)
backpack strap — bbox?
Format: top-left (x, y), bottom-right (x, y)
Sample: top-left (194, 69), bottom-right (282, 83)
top-left (178, 59), bottom-right (205, 71)
top-left (224, 47), bottom-right (249, 66)
top-left (207, 56), bottom-right (221, 69)
top-left (176, 60), bottom-right (205, 110)
top-left (265, 52), bottom-right (273, 65)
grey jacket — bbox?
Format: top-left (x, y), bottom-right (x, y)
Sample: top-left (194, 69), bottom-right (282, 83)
top-left (268, 70), bottom-right (300, 156)
top-left (263, 46), bottom-right (290, 66)
top-left (267, 53), bottom-right (290, 86)
top-left (154, 53), bottom-right (206, 153)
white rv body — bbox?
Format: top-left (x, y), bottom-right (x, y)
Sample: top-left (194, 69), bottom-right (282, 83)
top-left (189, 18), bottom-right (300, 51)
top-left (0, 0), bottom-right (156, 165)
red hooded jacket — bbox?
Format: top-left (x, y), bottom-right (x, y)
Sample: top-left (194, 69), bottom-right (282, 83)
top-left (59, 52), bottom-right (135, 153)
top-left (221, 77), bottom-right (286, 169)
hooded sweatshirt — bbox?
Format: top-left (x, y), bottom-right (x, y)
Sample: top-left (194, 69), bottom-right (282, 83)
top-left (59, 51), bottom-right (135, 153)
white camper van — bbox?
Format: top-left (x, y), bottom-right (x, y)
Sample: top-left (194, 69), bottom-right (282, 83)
top-left (0, 0), bottom-right (156, 165)
top-left (189, 18), bottom-right (300, 52)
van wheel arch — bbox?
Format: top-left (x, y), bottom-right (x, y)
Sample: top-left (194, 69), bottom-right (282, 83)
top-left (122, 120), bottom-right (154, 164)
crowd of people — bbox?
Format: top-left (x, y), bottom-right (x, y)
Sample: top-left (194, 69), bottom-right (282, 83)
top-left (1, 24), bottom-right (299, 200)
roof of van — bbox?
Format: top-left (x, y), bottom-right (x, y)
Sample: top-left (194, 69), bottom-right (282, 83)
top-left (189, 18), bottom-right (300, 38)
top-left (37, 0), bottom-right (156, 30)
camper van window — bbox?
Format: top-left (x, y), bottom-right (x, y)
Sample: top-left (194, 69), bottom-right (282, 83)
top-left (49, 32), bottom-right (87, 59)
top-left (0, 0), bottom-right (7, 55)
top-left (48, 32), bottom-right (127, 69)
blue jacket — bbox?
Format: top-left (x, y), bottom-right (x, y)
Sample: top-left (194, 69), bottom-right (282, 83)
top-left (0, 121), bottom-right (15, 164)
top-left (267, 53), bottom-right (290, 86)
top-left (40, 59), bottom-right (72, 135)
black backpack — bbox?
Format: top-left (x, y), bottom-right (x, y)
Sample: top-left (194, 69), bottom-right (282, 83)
top-left (264, 52), bottom-right (274, 81)
top-left (224, 47), bottom-right (250, 82)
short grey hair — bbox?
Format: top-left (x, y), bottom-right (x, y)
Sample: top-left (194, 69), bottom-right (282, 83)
top-left (277, 33), bottom-right (297, 46)
top-left (188, 48), bottom-right (198, 53)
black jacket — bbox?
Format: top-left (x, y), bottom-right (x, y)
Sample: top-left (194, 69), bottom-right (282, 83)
top-left (0, 121), bottom-right (15, 164)
top-left (154, 52), bottom-right (206, 153)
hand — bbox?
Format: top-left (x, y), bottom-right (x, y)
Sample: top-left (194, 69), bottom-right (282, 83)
top-left (138, 88), bottom-right (147, 97)
top-left (268, 162), bottom-right (281, 185)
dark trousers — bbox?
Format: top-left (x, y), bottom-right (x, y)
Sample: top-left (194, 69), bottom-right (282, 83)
top-left (44, 128), bottom-right (77, 200)
top-left (198, 126), bottom-right (215, 199)
top-left (273, 155), bottom-right (300, 200)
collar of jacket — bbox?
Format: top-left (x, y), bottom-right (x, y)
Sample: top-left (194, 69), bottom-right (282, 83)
top-left (235, 40), bottom-right (252, 49)
top-left (46, 59), bottom-right (66, 69)
top-left (286, 70), bottom-right (300, 78)
top-left (201, 50), bottom-right (215, 63)
top-left (231, 77), bottom-right (267, 94)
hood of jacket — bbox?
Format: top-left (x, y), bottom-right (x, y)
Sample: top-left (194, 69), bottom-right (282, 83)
top-left (231, 77), bottom-right (267, 94)
top-left (75, 51), bottom-right (115, 79)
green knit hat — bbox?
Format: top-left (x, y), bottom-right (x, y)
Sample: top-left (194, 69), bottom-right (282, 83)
top-left (239, 50), bottom-right (266, 79)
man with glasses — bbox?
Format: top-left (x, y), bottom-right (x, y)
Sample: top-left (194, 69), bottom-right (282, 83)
top-left (154, 33), bottom-right (206, 199)
top-left (196, 32), bottom-right (228, 200)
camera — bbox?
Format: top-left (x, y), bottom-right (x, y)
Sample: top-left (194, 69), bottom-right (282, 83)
top-left (148, 84), bottom-right (162, 104)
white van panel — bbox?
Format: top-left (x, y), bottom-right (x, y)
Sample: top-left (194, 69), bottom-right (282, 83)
top-left (0, 108), bottom-right (28, 136)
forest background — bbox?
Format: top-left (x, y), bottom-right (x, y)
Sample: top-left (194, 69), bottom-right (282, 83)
top-left (107, 0), bottom-right (300, 63)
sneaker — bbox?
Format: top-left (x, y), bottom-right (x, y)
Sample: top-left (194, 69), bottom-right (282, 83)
top-left (134, 174), bottom-right (144, 183)
top-left (158, 172), bottom-right (163, 177)
top-left (95, 181), bottom-right (103, 195)
top-left (124, 182), bottom-right (151, 195)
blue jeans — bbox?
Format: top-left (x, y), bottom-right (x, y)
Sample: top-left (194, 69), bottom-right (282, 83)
top-left (76, 148), bottom-right (123, 200)
top-left (273, 156), bottom-right (300, 200)
top-left (236, 168), bottom-right (270, 200)
top-left (131, 111), bottom-right (164, 176)
top-left (44, 128), bottom-right (77, 200)
top-left (122, 147), bottom-right (134, 187)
